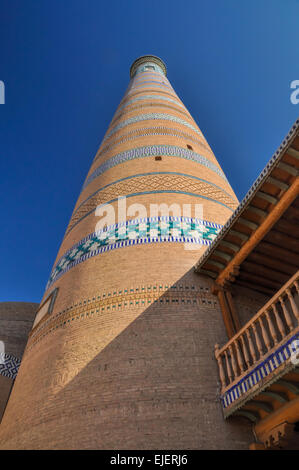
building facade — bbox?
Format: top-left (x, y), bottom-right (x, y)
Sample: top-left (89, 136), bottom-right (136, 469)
top-left (0, 56), bottom-right (268, 449)
top-left (196, 119), bottom-right (299, 449)
top-left (0, 302), bottom-right (38, 422)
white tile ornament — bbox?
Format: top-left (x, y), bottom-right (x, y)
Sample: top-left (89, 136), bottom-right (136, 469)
top-left (46, 216), bottom-right (223, 290)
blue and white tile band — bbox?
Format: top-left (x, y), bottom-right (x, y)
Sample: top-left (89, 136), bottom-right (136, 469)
top-left (94, 127), bottom-right (211, 163)
top-left (221, 331), bottom-right (299, 412)
top-left (46, 216), bottom-right (223, 290)
top-left (83, 145), bottom-right (226, 190)
top-left (0, 353), bottom-right (21, 380)
top-left (103, 113), bottom-right (202, 142)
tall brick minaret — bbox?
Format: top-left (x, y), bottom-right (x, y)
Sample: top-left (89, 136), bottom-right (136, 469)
top-left (0, 56), bottom-right (252, 449)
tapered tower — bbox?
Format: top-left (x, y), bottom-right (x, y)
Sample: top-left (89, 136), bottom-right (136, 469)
top-left (0, 56), bottom-right (253, 449)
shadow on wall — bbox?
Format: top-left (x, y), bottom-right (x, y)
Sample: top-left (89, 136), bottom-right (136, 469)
top-left (0, 270), bottom-right (253, 450)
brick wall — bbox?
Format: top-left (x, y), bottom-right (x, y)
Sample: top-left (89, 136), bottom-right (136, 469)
top-left (0, 302), bottom-right (38, 422)
top-left (0, 60), bottom-right (253, 449)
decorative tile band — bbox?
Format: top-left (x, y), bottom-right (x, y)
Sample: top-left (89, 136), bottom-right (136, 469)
top-left (103, 113), bottom-right (203, 143)
top-left (68, 172), bottom-right (236, 234)
top-left (27, 284), bottom-right (216, 352)
top-left (115, 94), bottom-right (185, 115)
top-left (0, 353), bottom-right (21, 380)
top-left (133, 74), bottom-right (171, 85)
top-left (94, 127), bottom-right (211, 164)
top-left (119, 88), bottom-right (179, 106)
top-left (126, 83), bottom-right (175, 96)
top-left (67, 189), bottom-right (234, 235)
top-left (128, 80), bottom-right (172, 90)
top-left (221, 331), bottom-right (299, 415)
top-left (47, 216), bottom-right (223, 289)
top-left (111, 102), bottom-right (191, 127)
top-left (84, 145), bottom-right (226, 190)
top-left (130, 78), bottom-right (170, 88)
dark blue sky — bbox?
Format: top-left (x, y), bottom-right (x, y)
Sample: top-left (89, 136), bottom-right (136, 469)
top-left (0, 0), bottom-right (298, 303)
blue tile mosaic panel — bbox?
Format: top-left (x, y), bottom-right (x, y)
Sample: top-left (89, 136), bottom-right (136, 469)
top-left (47, 216), bottom-right (223, 290)
top-left (221, 332), bottom-right (299, 412)
top-left (0, 353), bottom-right (21, 380)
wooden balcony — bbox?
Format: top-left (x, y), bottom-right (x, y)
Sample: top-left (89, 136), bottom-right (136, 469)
top-left (215, 271), bottom-right (299, 422)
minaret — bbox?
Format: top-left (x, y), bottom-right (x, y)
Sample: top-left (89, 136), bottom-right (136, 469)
top-left (0, 56), bottom-right (251, 449)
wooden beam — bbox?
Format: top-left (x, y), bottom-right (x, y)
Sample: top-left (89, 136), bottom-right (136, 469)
top-left (248, 251), bottom-right (294, 275)
top-left (276, 380), bottom-right (299, 395)
top-left (228, 229), bottom-right (249, 241)
top-left (216, 178), bottom-right (299, 287)
top-left (234, 411), bottom-right (259, 423)
top-left (238, 271), bottom-right (282, 290)
top-left (275, 218), bottom-right (299, 237)
top-left (206, 259), bottom-right (225, 270)
top-left (256, 241), bottom-right (299, 266)
top-left (277, 161), bottom-right (298, 176)
top-left (261, 391), bottom-right (288, 404)
top-left (235, 280), bottom-right (275, 296)
top-left (198, 268), bottom-right (217, 278)
top-left (267, 176), bottom-right (289, 191)
top-left (256, 191), bottom-right (278, 205)
top-left (255, 396), bottom-right (299, 444)
top-left (264, 229), bottom-right (299, 253)
top-left (284, 204), bottom-right (299, 221)
top-left (248, 401), bottom-right (273, 413)
top-left (287, 147), bottom-right (299, 159)
top-left (238, 217), bottom-right (259, 230)
top-left (246, 205), bottom-right (268, 218)
top-left (242, 260), bottom-right (289, 283)
top-left (218, 240), bottom-right (240, 252)
top-left (213, 250), bottom-right (233, 262)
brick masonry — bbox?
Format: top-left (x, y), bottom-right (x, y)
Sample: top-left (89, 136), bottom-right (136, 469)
top-left (0, 57), bottom-right (254, 449)
top-left (0, 302), bottom-right (38, 422)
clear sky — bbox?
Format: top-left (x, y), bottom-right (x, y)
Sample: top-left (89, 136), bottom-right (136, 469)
top-left (0, 0), bottom-right (298, 303)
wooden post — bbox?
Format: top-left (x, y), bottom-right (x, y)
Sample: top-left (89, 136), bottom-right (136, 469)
top-left (217, 289), bottom-right (235, 339)
top-left (225, 290), bottom-right (241, 332)
top-left (279, 295), bottom-right (293, 331)
top-left (214, 344), bottom-right (226, 390)
top-left (286, 287), bottom-right (299, 321)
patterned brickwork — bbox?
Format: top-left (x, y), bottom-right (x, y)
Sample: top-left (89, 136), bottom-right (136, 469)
top-left (67, 173), bottom-right (236, 234)
top-left (111, 102), bottom-right (192, 126)
top-left (0, 57), bottom-right (252, 450)
top-left (94, 127), bottom-right (212, 164)
top-left (119, 88), bottom-right (180, 105)
top-left (83, 145), bottom-right (226, 190)
top-left (115, 94), bottom-right (185, 115)
top-left (28, 284), bottom-right (217, 351)
top-left (103, 114), bottom-right (203, 142)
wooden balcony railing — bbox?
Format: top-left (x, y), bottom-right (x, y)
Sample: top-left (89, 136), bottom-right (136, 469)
top-left (215, 271), bottom-right (299, 394)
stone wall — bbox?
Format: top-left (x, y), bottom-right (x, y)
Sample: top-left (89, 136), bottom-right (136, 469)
top-left (0, 302), bottom-right (38, 422)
